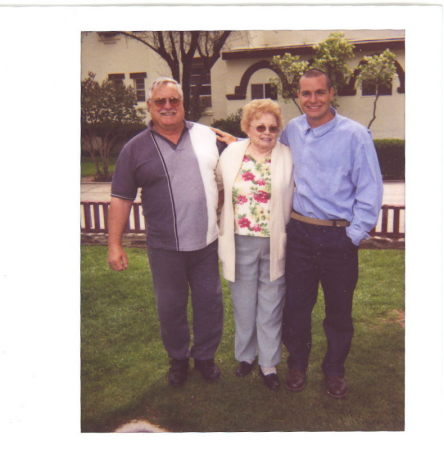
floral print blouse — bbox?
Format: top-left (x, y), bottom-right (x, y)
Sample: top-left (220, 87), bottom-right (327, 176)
top-left (233, 154), bottom-right (272, 237)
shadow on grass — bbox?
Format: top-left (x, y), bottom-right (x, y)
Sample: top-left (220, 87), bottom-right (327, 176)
top-left (83, 338), bottom-right (404, 433)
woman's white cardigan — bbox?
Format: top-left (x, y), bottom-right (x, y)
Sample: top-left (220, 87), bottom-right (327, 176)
top-left (216, 139), bottom-right (294, 282)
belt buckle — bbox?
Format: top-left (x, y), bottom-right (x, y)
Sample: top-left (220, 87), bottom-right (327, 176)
top-left (332, 220), bottom-right (341, 227)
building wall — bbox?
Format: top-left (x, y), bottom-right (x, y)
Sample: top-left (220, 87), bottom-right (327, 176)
top-left (239, 29), bottom-right (404, 49)
top-left (81, 31), bottom-right (170, 97)
top-left (81, 30), bottom-right (405, 139)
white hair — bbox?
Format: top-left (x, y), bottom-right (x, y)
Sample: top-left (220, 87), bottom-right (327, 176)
top-left (146, 76), bottom-right (183, 102)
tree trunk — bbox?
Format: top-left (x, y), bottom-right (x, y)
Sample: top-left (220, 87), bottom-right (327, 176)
top-left (367, 92), bottom-right (379, 129)
top-left (179, 31), bottom-right (199, 118)
top-left (99, 133), bottom-right (117, 181)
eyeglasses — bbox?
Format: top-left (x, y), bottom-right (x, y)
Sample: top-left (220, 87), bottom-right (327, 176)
top-left (255, 125), bottom-right (279, 134)
top-left (152, 97), bottom-right (182, 107)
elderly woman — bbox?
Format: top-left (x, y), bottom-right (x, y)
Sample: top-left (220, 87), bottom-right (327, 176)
top-left (217, 99), bottom-right (294, 390)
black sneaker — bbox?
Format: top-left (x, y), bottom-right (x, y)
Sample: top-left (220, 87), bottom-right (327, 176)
top-left (194, 359), bottom-right (221, 381)
top-left (167, 358), bottom-right (189, 387)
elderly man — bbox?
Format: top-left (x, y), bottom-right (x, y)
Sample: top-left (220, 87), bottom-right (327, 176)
top-left (108, 77), bottom-right (224, 387)
top-left (280, 69), bottom-right (383, 399)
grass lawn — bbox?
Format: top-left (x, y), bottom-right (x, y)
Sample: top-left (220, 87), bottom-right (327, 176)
top-left (81, 245), bottom-right (404, 432)
top-left (81, 156), bottom-right (117, 179)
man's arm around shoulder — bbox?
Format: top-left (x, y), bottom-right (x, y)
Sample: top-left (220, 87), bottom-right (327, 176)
top-left (107, 197), bottom-right (133, 271)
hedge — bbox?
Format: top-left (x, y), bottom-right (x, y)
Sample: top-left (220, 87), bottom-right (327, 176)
top-left (374, 139), bottom-right (405, 181)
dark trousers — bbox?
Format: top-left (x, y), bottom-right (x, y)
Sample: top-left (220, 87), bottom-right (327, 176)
top-left (282, 218), bottom-right (359, 377)
top-left (147, 240), bottom-right (223, 361)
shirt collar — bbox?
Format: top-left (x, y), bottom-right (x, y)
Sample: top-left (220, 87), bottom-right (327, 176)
top-left (148, 120), bottom-right (193, 148)
top-left (148, 120), bottom-right (193, 132)
top-left (303, 108), bottom-right (338, 137)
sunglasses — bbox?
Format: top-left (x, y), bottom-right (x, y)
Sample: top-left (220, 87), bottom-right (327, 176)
top-left (255, 125), bottom-right (279, 133)
top-left (152, 97), bottom-right (182, 107)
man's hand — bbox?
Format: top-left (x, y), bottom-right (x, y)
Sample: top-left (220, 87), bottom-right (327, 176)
top-left (211, 127), bottom-right (237, 145)
top-left (108, 244), bottom-right (129, 271)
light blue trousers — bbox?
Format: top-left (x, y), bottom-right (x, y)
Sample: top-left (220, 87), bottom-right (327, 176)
top-left (229, 235), bottom-right (286, 368)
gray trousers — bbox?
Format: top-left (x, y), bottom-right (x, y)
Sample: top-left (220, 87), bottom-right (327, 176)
top-left (147, 240), bottom-right (223, 361)
top-left (229, 235), bottom-right (285, 368)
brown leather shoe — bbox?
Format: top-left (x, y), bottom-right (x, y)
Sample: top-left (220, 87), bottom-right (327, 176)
top-left (286, 369), bottom-right (306, 392)
top-left (325, 375), bottom-right (348, 399)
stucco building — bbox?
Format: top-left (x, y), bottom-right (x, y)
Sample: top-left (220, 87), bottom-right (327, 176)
top-left (81, 30), bottom-right (405, 139)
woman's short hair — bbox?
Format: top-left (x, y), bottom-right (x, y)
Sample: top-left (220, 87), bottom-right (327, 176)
top-left (146, 76), bottom-right (183, 102)
top-left (240, 99), bottom-right (283, 134)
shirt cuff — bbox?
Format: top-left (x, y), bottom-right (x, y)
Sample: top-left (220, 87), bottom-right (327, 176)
top-left (346, 226), bottom-right (368, 247)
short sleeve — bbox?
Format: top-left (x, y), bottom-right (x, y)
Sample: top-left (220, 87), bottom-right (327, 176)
top-left (111, 145), bottom-right (138, 201)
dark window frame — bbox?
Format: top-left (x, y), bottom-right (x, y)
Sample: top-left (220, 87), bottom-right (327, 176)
top-left (362, 80), bottom-right (392, 96)
top-left (108, 73), bottom-right (125, 87)
top-left (251, 83), bottom-right (277, 100)
top-left (130, 72), bottom-right (147, 102)
top-left (191, 58), bottom-right (212, 108)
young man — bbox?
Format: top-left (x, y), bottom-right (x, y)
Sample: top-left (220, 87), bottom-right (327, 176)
top-left (280, 69), bottom-right (383, 398)
top-left (108, 77), bottom-right (224, 387)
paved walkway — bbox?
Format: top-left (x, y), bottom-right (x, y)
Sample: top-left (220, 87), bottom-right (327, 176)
top-left (81, 180), bottom-right (405, 205)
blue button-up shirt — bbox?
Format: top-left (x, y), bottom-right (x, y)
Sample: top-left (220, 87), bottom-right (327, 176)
top-left (280, 110), bottom-right (383, 246)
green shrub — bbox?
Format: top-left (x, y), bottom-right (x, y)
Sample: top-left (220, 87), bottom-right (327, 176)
top-left (81, 122), bottom-right (146, 158)
top-left (374, 139), bottom-right (405, 181)
top-left (211, 110), bottom-right (247, 139)
top-left (111, 123), bottom-right (147, 156)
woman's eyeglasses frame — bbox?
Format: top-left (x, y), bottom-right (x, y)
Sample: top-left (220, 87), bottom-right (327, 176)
top-left (255, 124), bottom-right (279, 134)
